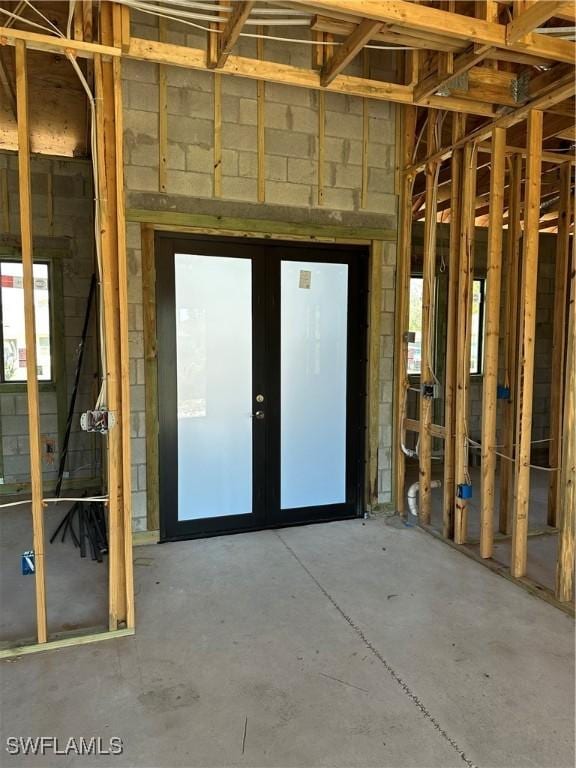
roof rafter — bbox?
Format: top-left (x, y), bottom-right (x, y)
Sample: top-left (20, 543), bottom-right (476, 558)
top-left (208, 0), bottom-right (255, 69)
top-left (320, 18), bottom-right (381, 86)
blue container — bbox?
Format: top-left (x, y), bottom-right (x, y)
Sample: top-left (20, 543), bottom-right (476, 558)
top-left (497, 385), bottom-right (511, 400)
top-left (457, 483), bottom-right (473, 500)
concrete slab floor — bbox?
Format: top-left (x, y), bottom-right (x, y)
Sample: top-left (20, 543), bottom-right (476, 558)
top-left (1, 518), bottom-right (574, 768)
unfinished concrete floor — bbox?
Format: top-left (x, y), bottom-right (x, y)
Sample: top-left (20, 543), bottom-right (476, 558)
top-left (1, 517), bottom-right (574, 768)
top-left (0, 503), bottom-right (108, 646)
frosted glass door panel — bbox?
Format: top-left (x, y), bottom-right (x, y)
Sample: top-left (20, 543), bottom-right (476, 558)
top-left (175, 254), bottom-right (252, 520)
top-left (281, 261), bottom-right (348, 509)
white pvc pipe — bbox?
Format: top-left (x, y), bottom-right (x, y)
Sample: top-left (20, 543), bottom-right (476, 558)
top-left (407, 480), bottom-right (441, 517)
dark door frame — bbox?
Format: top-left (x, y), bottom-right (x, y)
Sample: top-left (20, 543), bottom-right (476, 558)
top-left (155, 232), bottom-right (368, 541)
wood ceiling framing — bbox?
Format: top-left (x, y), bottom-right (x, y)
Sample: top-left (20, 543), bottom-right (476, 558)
top-left (0, 0), bottom-right (574, 227)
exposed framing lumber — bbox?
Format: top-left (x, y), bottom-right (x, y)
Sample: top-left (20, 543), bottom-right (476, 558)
top-left (511, 109), bottom-right (544, 580)
top-left (480, 126), bottom-right (506, 560)
top-left (404, 418), bottom-right (446, 440)
top-left (414, 46), bottom-right (493, 103)
top-left (443, 112), bottom-right (466, 540)
top-left (507, 1), bottom-right (567, 44)
top-left (208, 1), bottom-right (255, 69)
top-left (360, 49), bottom-right (369, 209)
top-left (0, 628), bottom-right (134, 660)
top-left (418, 110), bottom-right (439, 525)
top-left (142, 224), bottom-right (160, 532)
top-left (555, 227), bottom-right (576, 602)
top-left (213, 72), bottom-right (222, 197)
top-left (548, 163), bottom-right (572, 527)
top-left (366, 240), bottom-right (383, 509)
top-left (257, 28), bottom-right (265, 203)
top-left (393, 105), bottom-right (417, 516)
top-left (454, 141), bottom-right (478, 546)
top-left (15, 38), bottom-right (47, 645)
top-left (499, 153), bottom-right (523, 536)
top-left (295, 0), bottom-right (576, 63)
top-left (408, 72), bottom-right (575, 173)
top-left (320, 18), bottom-right (381, 87)
top-left (158, 18), bottom-right (167, 194)
top-left (318, 89), bottom-right (325, 205)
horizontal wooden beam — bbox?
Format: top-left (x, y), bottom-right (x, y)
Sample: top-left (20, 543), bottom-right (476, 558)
top-left (0, 25), bottom-right (120, 58)
top-left (507, 1), bottom-right (566, 45)
top-left (415, 46), bottom-right (493, 102)
top-left (297, 0), bottom-right (576, 63)
top-left (404, 417), bottom-right (446, 440)
top-left (321, 18), bottom-right (381, 86)
top-left (126, 37), bottom-right (496, 116)
top-left (408, 71), bottom-right (575, 173)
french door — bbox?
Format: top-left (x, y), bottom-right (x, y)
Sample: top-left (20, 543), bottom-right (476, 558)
top-left (156, 234), bottom-right (367, 541)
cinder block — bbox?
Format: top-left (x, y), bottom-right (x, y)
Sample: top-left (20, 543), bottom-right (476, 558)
top-left (266, 129), bottom-right (313, 159)
top-left (238, 152), bottom-right (258, 179)
top-left (221, 176), bottom-right (257, 202)
top-left (369, 166), bottom-right (395, 195)
top-left (333, 163), bottom-right (362, 190)
top-left (168, 87), bottom-right (213, 120)
top-left (326, 111), bottom-right (362, 140)
top-left (222, 148), bottom-right (239, 177)
top-left (239, 98), bottom-right (257, 126)
top-left (138, 464), bottom-right (147, 493)
top-left (126, 222), bottom-right (141, 250)
top-left (168, 116), bottom-right (212, 146)
top-left (126, 81), bottom-right (159, 112)
top-left (125, 165), bottom-right (159, 193)
top-left (265, 82), bottom-right (310, 107)
top-left (130, 140), bottom-right (160, 169)
top-left (131, 411), bottom-right (146, 439)
top-left (221, 76), bottom-right (257, 99)
top-left (368, 117), bottom-right (395, 145)
top-left (131, 437), bottom-right (146, 466)
top-left (265, 156), bottom-right (287, 182)
top-left (186, 145), bottom-right (214, 175)
top-left (129, 332), bottom-right (144, 361)
top-left (168, 142), bottom-right (186, 170)
top-left (131, 490), bottom-right (147, 523)
top-left (287, 158), bottom-right (316, 185)
top-left (365, 191), bottom-right (397, 216)
top-left (124, 109), bottom-right (159, 140)
top-left (166, 67), bottom-right (212, 93)
top-left (321, 186), bottom-right (357, 211)
top-left (266, 180), bottom-right (312, 208)
top-left (222, 123), bottom-right (257, 152)
top-left (165, 169), bottom-right (212, 198)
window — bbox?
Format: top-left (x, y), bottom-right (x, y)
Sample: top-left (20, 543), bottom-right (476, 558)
top-left (0, 261), bottom-right (52, 382)
top-left (407, 275), bottom-right (485, 376)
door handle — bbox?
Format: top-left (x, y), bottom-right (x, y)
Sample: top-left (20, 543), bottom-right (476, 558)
top-left (254, 411), bottom-right (265, 420)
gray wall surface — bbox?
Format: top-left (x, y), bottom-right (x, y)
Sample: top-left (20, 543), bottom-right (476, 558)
top-left (0, 151), bottom-right (100, 494)
top-left (124, 12), bottom-right (400, 531)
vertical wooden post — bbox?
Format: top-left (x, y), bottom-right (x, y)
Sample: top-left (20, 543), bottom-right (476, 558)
top-left (213, 73), bottom-right (222, 197)
top-left (158, 18), bottom-right (167, 193)
top-left (15, 38), bottom-right (47, 645)
top-left (443, 112), bottom-right (466, 538)
top-left (367, 240), bottom-right (383, 509)
top-left (511, 109), bottom-right (543, 579)
top-left (555, 229), bottom-right (575, 602)
top-left (454, 141), bottom-right (478, 545)
top-left (257, 28), bottom-right (265, 203)
top-left (479, 126), bottom-right (506, 559)
top-left (318, 91), bottom-right (325, 206)
top-left (419, 110), bottom-right (439, 524)
top-left (548, 163), bottom-right (572, 527)
top-left (393, 105), bottom-right (417, 515)
top-left (499, 153), bottom-right (523, 535)
top-left (361, 49), bottom-right (369, 210)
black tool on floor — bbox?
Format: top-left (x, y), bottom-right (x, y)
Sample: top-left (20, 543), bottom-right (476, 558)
top-left (49, 494), bottom-right (108, 562)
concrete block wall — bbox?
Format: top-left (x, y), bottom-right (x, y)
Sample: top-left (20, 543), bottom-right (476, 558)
top-left (0, 151), bottom-right (100, 491)
top-left (124, 12), bottom-right (400, 529)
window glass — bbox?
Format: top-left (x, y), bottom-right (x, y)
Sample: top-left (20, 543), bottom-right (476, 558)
top-left (1, 261), bottom-right (51, 381)
top-left (470, 278), bottom-right (484, 375)
top-left (407, 276), bottom-right (423, 374)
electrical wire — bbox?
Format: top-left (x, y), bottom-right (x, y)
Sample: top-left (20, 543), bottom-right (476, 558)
top-left (0, 496), bottom-right (109, 510)
top-left (0, 6), bottom-right (61, 35)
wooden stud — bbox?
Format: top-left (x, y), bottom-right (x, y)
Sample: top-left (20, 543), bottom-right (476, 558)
top-left (15, 39), bottom-right (47, 645)
top-left (442, 112), bottom-right (466, 539)
top-left (366, 241), bottom-right (383, 509)
top-left (158, 18), bottom-right (167, 194)
top-left (479, 126), bottom-right (506, 559)
top-left (361, 49), bottom-right (369, 210)
top-left (511, 109), bottom-right (544, 579)
top-left (418, 110), bottom-right (439, 525)
top-left (214, 72), bottom-right (222, 197)
top-left (548, 163), bottom-right (572, 526)
top-left (142, 224), bottom-right (160, 532)
top-left (320, 18), bottom-right (381, 87)
top-left (0, 166), bottom-right (9, 233)
top-left (46, 162), bottom-right (54, 237)
top-left (454, 141), bottom-right (478, 545)
top-left (393, 105), bottom-right (417, 516)
top-left (507, 1), bottom-right (566, 44)
top-left (499, 153), bottom-right (523, 535)
top-left (113, 50), bottom-right (134, 630)
top-left (318, 90), bottom-right (325, 206)
top-left (555, 228), bottom-right (575, 602)
top-left (209, 1), bottom-right (255, 69)
top-left (257, 28), bottom-right (265, 204)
